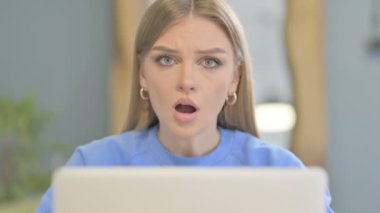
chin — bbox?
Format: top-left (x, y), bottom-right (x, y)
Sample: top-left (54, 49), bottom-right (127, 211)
top-left (163, 121), bottom-right (206, 139)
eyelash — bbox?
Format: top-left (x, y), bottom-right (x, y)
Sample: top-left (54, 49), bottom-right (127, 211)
top-left (155, 55), bottom-right (176, 66)
top-left (200, 57), bottom-right (222, 69)
top-left (154, 55), bottom-right (223, 69)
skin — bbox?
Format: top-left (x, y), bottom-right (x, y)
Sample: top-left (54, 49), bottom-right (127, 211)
top-left (140, 15), bottom-right (240, 157)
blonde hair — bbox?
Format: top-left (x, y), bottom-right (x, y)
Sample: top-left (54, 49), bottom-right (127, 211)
top-left (124, 0), bottom-right (259, 137)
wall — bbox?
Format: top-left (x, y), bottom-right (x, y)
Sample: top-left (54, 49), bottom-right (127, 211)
top-left (325, 0), bottom-right (380, 212)
top-left (0, 0), bottom-right (114, 166)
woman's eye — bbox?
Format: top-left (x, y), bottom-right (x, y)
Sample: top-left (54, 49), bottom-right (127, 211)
top-left (156, 55), bottom-right (175, 66)
top-left (201, 58), bottom-right (221, 69)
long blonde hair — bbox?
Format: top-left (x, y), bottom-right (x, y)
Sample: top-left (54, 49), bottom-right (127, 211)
top-left (124, 0), bottom-right (258, 137)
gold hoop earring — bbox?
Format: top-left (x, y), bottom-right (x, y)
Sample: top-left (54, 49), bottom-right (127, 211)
top-left (140, 87), bottom-right (149, 100)
top-left (226, 92), bottom-right (237, 105)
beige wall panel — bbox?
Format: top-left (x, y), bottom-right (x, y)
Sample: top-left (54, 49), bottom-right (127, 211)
top-left (110, 0), bottom-right (146, 133)
top-left (286, 0), bottom-right (327, 166)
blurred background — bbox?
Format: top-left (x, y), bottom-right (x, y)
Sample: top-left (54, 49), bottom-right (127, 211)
top-left (0, 0), bottom-right (379, 212)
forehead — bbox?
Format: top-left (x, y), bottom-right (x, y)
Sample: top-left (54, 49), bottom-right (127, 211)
top-left (152, 15), bottom-right (233, 52)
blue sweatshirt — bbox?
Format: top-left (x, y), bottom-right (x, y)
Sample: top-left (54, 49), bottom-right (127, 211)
top-left (37, 125), bottom-right (334, 213)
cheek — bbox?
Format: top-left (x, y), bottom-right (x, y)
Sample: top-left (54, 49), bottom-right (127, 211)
top-left (216, 74), bottom-right (233, 93)
top-left (145, 79), bottom-right (173, 115)
top-left (142, 62), bottom-right (175, 115)
top-left (206, 81), bottom-right (230, 109)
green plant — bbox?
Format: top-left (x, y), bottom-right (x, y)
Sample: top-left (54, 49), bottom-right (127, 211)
top-left (0, 95), bottom-right (52, 202)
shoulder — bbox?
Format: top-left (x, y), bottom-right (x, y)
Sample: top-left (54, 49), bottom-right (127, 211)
top-left (222, 128), bottom-right (304, 167)
top-left (67, 128), bottom-right (153, 166)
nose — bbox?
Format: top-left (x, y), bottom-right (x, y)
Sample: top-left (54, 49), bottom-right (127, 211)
top-left (176, 63), bottom-right (196, 94)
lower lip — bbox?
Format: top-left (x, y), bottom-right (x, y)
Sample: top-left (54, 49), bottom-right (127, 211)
top-left (173, 110), bottom-right (198, 123)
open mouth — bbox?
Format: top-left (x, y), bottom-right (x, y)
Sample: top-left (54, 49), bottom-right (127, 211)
top-left (173, 99), bottom-right (198, 122)
top-left (175, 104), bottom-right (197, 113)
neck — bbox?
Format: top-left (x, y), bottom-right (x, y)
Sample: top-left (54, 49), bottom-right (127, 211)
top-left (157, 125), bottom-right (220, 157)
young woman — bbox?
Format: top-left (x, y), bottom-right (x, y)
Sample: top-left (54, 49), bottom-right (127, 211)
top-left (37, 0), bottom-right (334, 212)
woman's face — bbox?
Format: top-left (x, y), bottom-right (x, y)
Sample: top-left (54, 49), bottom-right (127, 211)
top-left (140, 16), bottom-right (239, 138)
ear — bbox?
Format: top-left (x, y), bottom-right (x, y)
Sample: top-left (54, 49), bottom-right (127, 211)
top-left (229, 68), bottom-right (241, 94)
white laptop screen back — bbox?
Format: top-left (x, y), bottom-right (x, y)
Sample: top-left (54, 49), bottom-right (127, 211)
top-left (53, 167), bottom-right (326, 213)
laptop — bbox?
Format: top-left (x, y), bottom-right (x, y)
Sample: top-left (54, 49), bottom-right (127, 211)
top-left (53, 167), bottom-right (327, 213)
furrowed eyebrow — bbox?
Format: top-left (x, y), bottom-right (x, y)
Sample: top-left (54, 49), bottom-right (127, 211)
top-left (151, 46), bottom-right (227, 55)
top-left (196, 48), bottom-right (227, 54)
top-left (151, 46), bottom-right (179, 53)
